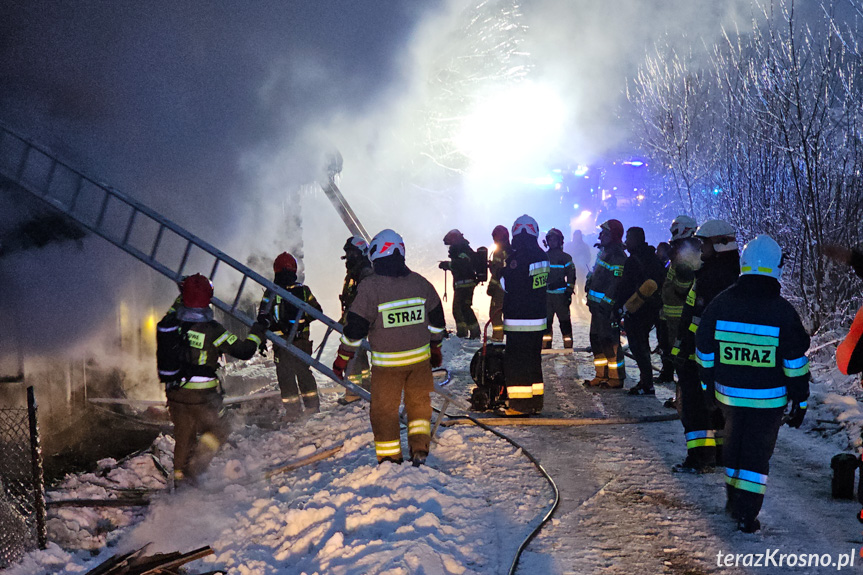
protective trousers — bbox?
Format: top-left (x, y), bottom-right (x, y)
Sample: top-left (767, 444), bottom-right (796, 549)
top-left (722, 405), bottom-right (784, 522)
top-left (166, 387), bottom-right (229, 480)
top-left (342, 350), bottom-right (371, 402)
top-left (678, 361), bottom-right (716, 467)
top-left (623, 314), bottom-right (654, 387)
top-left (369, 362), bottom-right (434, 462)
top-left (589, 309), bottom-right (625, 382)
top-left (453, 286), bottom-right (480, 338)
top-left (504, 330), bottom-right (544, 414)
top-left (543, 293), bottom-right (573, 349)
top-left (489, 288), bottom-right (505, 342)
top-left (275, 338), bottom-right (319, 416)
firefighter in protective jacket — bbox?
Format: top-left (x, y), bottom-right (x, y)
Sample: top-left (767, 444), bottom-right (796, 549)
top-left (672, 220), bottom-right (740, 472)
top-left (696, 235), bottom-right (810, 533)
top-left (338, 235), bottom-right (374, 404)
top-left (334, 229), bottom-right (446, 465)
top-left (658, 215), bottom-right (700, 384)
top-left (501, 215), bottom-right (549, 415)
top-left (542, 228), bottom-right (576, 350)
top-left (487, 225), bottom-right (510, 342)
top-left (439, 229), bottom-right (480, 338)
top-left (258, 252), bottom-right (323, 419)
top-left (159, 274), bottom-right (266, 487)
top-left (584, 219), bottom-right (628, 388)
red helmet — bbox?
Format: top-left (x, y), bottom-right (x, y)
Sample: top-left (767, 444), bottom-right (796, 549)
top-left (600, 219), bottom-right (624, 243)
top-left (273, 252), bottom-right (298, 273)
top-left (492, 225), bottom-right (509, 243)
top-left (182, 274), bottom-right (213, 308)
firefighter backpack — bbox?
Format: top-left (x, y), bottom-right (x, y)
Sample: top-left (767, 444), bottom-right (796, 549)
top-left (472, 246), bottom-right (489, 284)
top-left (156, 313), bottom-right (186, 389)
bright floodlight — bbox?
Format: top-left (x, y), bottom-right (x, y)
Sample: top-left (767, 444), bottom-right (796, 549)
top-left (456, 82), bottom-right (566, 174)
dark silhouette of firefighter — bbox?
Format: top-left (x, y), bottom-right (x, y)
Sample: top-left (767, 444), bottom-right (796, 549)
top-left (157, 274), bottom-right (266, 488)
top-left (672, 220), bottom-right (740, 473)
top-left (439, 229), bottom-right (480, 339)
top-left (614, 227), bottom-right (665, 395)
top-left (338, 235), bottom-right (374, 405)
top-left (258, 252), bottom-right (323, 419)
top-left (334, 229), bottom-right (446, 465)
top-left (584, 219), bottom-right (628, 388)
top-left (542, 228), bottom-right (575, 349)
top-left (658, 215), bottom-right (699, 387)
top-left (487, 225), bottom-right (510, 343)
top-left (564, 229), bottom-right (593, 307)
top-left (696, 235), bottom-right (810, 533)
top-left (501, 215), bottom-right (549, 415)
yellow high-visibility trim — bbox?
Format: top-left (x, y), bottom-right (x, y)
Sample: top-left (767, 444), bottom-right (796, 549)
top-left (199, 432), bottom-right (221, 451)
top-left (371, 345), bottom-right (430, 367)
top-left (378, 298), bottom-right (426, 311)
top-left (340, 334), bottom-right (364, 347)
top-left (375, 440), bottom-right (402, 457)
top-left (507, 385), bottom-right (534, 398)
top-left (182, 379), bottom-right (218, 390)
top-left (407, 419), bottom-right (431, 436)
top-left (247, 333), bottom-right (262, 346)
top-left (532, 383), bottom-right (544, 395)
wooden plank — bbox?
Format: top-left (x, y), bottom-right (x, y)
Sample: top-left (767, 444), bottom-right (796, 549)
top-left (264, 445), bottom-right (343, 479)
top-left (49, 498), bottom-right (150, 508)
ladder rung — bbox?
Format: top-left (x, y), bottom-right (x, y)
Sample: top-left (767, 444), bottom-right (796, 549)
top-left (231, 275), bottom-right (248, 311)
top-left (68, 175), bottom-right (84, 212)
top-left (209, 258), bottom-right (220, 282)
top-left (150, 224), bottom-right (165, 260)
top-left (43, 159), bottom-right (58, 197)
top-left (14, 144), bottom-right (32, 183)
top-left (177, 240), bottom-right (193, 279)
top-left (122, 208), bottom-right (138, 245)
top-left (94, 190), bottom-right (111, 231)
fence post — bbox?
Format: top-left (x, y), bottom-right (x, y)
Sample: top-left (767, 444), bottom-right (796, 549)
top-left (26, 386), bottom-right (46, 549)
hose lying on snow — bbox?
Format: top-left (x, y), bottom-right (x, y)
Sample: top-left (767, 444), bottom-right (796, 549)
top-left (442, 414), bottom-right (560, 575)
top-left (443, 413), bottom-right (680, 427)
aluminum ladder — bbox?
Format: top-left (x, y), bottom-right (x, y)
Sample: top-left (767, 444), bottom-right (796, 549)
top-left (0, 122), bottom-right (370, 402)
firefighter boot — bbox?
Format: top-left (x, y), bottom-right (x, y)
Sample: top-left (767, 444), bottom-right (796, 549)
top-left (542, 332), bottom-right (553, 350)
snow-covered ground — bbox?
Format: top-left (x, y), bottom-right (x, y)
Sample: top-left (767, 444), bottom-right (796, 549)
top-left (5, 318), bottom-right (863, 575)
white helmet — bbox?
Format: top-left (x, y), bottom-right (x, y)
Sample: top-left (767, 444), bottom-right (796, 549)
top-left (695, 219), bottom-right (737, 252)
top-left (740, 235), bottom-right (783, 279)
top-left (345, 234), bottom-right (369, 255)
top-left (512, 214), bottom-right (539, 237)
top-left (670, 215), bottom-right (697, 241)
top-left (368, 229), bottom-right (406, 261)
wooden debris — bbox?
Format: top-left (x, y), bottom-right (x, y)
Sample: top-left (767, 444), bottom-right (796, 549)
top-left (264, 444), bottom-right (343, 479)
top-left (84, 545), bottom-right (215, 575)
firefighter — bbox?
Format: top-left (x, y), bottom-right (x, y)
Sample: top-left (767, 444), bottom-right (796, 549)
top-left (658, 215), bottom-right (699, 386)
top-left (487, 225), bottom-right (510, 343)
top-left (337, 235), bottom-right (374, 405)
top-left (258, 252), bottom-right (323, 419)
top-left (161, 274), bottom-right (266, 487)
top-left (501, 214), bottom-right (549, 415)
top-left (671, 220), bottom-right (740, 472)
top-left (584, 219), bottom-right (628, 388)
top-left (542, 228), bottom-right (576, 349)
top-left (614, 227), bottom-right (665, 395)
top-left (439, 229), bottom-right (480, 339)
top-left (696, 235), bottom-right (810, 533)
top-left (333, 229), bottom-right (446, 465)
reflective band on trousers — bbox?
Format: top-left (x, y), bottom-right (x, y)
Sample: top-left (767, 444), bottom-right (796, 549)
top-left (182, 378), bottom-right (218, 390)
top-left (726, 467), bottom-right (767, 494)
top-left (685, 430), bottom-right (716, 448)
top-left (715, 382), bottom-right (787, 408)
top-left (503, 318), bottom-right (547, 332)
top-left (507, 385), bottom-right (534, 399)
top-left (407, 419), bottom-right (431, 436)
top-left (370, 345), bottom-right (430, 367)
top-left (663, 305), bottom-right (683, 318)
top-left (375, 439), bottom-right (402, 457)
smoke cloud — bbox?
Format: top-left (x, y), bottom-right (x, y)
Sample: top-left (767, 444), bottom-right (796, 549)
top-left (0, 0), bottom-right (764, 359)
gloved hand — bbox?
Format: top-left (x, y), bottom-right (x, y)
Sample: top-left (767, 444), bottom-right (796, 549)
top-left (430, 342), bottom-right (443, 368)
top-left (255, 314), bottom-right (271, 331)
top-left (438, 261), bottom-right (450, 271)
top-left (785, 400), bottom-right (807, 428)
top-left (332, 346), bottom-right (355, 379)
